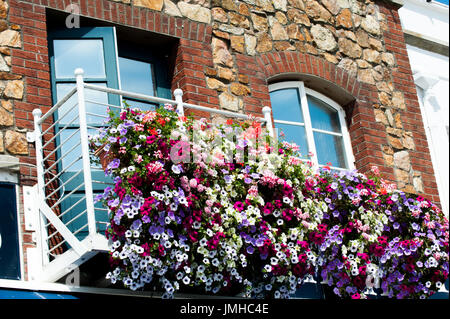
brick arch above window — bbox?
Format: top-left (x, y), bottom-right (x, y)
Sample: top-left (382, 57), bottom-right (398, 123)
top-left (255, 51), bottom-right (373, 106)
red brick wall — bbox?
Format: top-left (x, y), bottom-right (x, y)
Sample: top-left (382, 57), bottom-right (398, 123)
top-left (380, 3), bottom-right (440, 204)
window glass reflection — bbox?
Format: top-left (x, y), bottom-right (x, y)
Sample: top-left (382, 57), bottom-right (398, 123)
top-left (270, 88), bottom-right (304, 123)
top-left (313, 131), bottom-right (347, 168)
top-left (54, 39), bottom-right (106, 78)
top-left (119, 57), bottom-right (156, 111)
top-left (59, 128), bottom-right (102, 172)
top-left (308, 95), bottom-right (341, 133)
top-left (119, 57), bottom-right (155, 96)
top-left (56, 83), bottom-right (109, 125)
top-left (274, 123), bottom-right (309, 159)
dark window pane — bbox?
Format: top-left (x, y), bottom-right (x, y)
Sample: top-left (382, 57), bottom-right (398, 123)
top-left (308, 94), bottom-right (341, 133)
top-left (0, 184), bottom-right (21, 280)
top-left (119, 57), bottom-right (155, 96)
top-left (313, 131), bottom-right (347, 168)
top-left (122, 99), bottom-right (156, 112)
top-left (270, 88), bottom-right (304, 123)
top-left (54, 39), bottom-right (106, 78)
top-left (119, 57), bottom-right (156, 111)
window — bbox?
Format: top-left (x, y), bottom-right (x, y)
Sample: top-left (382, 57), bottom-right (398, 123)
top-left (117, 38), bottom-right (172, 110)
top-left (0, 183), bottom-right (21, 280)
top-left (47, 25), bottom-right (172, 239)
top-left (269, 81), bottom-right (354, 170)
top-left (118, 56), bottom-right (156, 109)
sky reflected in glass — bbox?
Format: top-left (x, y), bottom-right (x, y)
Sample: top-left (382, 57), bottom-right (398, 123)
top-left (307, 95), bottom-right (341, 133)
top-left (56, 83), bottom-right (109, 125)
top-left (119, 57), bottom-right (156, 111)
top-left (54, 39), bottom-right (106, 78)
top-left (274, 123), bottom-right (309, 158)
top-left (119, 57), bottom-right (155, 96)
top-left (270, 88), bottom-right (304, 123)
top-left (313, 132), bottom-right (346, 168)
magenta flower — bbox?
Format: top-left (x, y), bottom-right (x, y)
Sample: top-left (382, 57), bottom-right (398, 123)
top-left (146, 135), bottom-right (156, 144)
top-left (351, 293), bottom-right (361, 299)
top-left (234, 201), bottom-right (245, 212)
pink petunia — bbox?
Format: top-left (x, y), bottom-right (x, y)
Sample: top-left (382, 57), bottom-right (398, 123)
top-left (234, 201), bottom-right (245, 212)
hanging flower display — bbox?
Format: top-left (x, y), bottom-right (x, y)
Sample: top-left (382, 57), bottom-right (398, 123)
top-left (89, 104), bottom-right (448, 299)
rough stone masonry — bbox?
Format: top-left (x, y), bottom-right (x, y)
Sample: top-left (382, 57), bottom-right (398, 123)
top-left (1, 0), bottom-right (439, 218)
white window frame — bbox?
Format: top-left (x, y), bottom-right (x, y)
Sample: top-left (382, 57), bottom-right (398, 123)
top-left (269, 81), bottom-right (355, 171)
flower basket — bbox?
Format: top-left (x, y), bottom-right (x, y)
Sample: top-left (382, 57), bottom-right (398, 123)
top-left (90, 105), bottom-right (449, 299)
top-left (93, 142), bottom-right (113, 171)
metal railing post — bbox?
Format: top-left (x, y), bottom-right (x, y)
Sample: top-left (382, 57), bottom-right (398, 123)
top-left (262, 106), bottom-right (274, 138)
top-left (75, 68), bottom-right (97, 237)
top-left (174, 88), bottom-right (184, 116)
top-left (32, 108), bottom-right (48, 268)
top-left (32, 109), bottom-right (45, 205)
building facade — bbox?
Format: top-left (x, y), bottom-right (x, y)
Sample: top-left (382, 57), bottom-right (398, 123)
top-left (398, 0), bottom-right (449, 215)
top-left (0, 0), bottom-right (445, 291)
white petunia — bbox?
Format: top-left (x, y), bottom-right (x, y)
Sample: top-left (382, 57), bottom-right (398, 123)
top-left (171, 164), bottom-right (181, 174)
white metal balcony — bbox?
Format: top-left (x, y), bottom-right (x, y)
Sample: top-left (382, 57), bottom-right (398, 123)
top-left (28, 68), bottom-right (274, 283)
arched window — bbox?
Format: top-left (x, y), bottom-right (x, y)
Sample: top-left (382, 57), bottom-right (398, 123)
top-left (269, 81), bottom-right (355, 170)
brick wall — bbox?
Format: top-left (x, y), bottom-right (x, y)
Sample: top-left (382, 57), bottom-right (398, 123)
top-left (0, 0), bottom-right (441, 280)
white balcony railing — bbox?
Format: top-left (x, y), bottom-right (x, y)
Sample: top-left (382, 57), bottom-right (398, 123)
top-left (29, 68), bottom-right (274, 283)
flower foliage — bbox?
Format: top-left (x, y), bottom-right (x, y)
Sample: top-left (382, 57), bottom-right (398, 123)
top-left (90, 105), bottom-right (448, 299)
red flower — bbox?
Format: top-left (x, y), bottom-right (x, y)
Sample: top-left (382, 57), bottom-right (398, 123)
top-left (148, 128), bottom-right (158, 135)
top-left (233, 201), bottom-right (245, 212)
top-left (352, 275), bottom-right (366, 289)
top-left (158, 244), bottom-right (165, 256)
top-left (298, 253), bottom-right (307, 263)
top-left (308, 232), bottom-right (324, 245)
top-left (405, 263), bottom-right (415, 272)
top-left (377, 236), bottom-right (388, 245)
top-left (157, 118), bottom-right (166, 126)
top-left (357, 253), bottom-right (369, 262)
top-left (369, 243), bottom-right (385, 257)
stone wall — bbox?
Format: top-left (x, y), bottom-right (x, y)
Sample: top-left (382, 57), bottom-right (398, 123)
top-left (2, 0), bottom-right (441, 278)
top-left (2, 0), bottom-right (441, 201)
top-left (0, 0), bottom-right (28, 159)
top-left (143, 0), bottom-right (429, 198)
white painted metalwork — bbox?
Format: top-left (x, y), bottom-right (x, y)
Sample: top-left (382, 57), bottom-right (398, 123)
top-left (75, 69), bottom-right (97, 237)
top-left (30, 68), bottom-right (274, 283)
top-left (262, 106), bottom-right (274, 138)
top-left (174, 88), bottom-right (184, 116)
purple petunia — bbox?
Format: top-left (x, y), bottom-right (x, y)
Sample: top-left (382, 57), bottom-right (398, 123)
top-left (224, 175), bottom-right (232, 184)
top-left (108, 158), bottom-right (120, 169)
